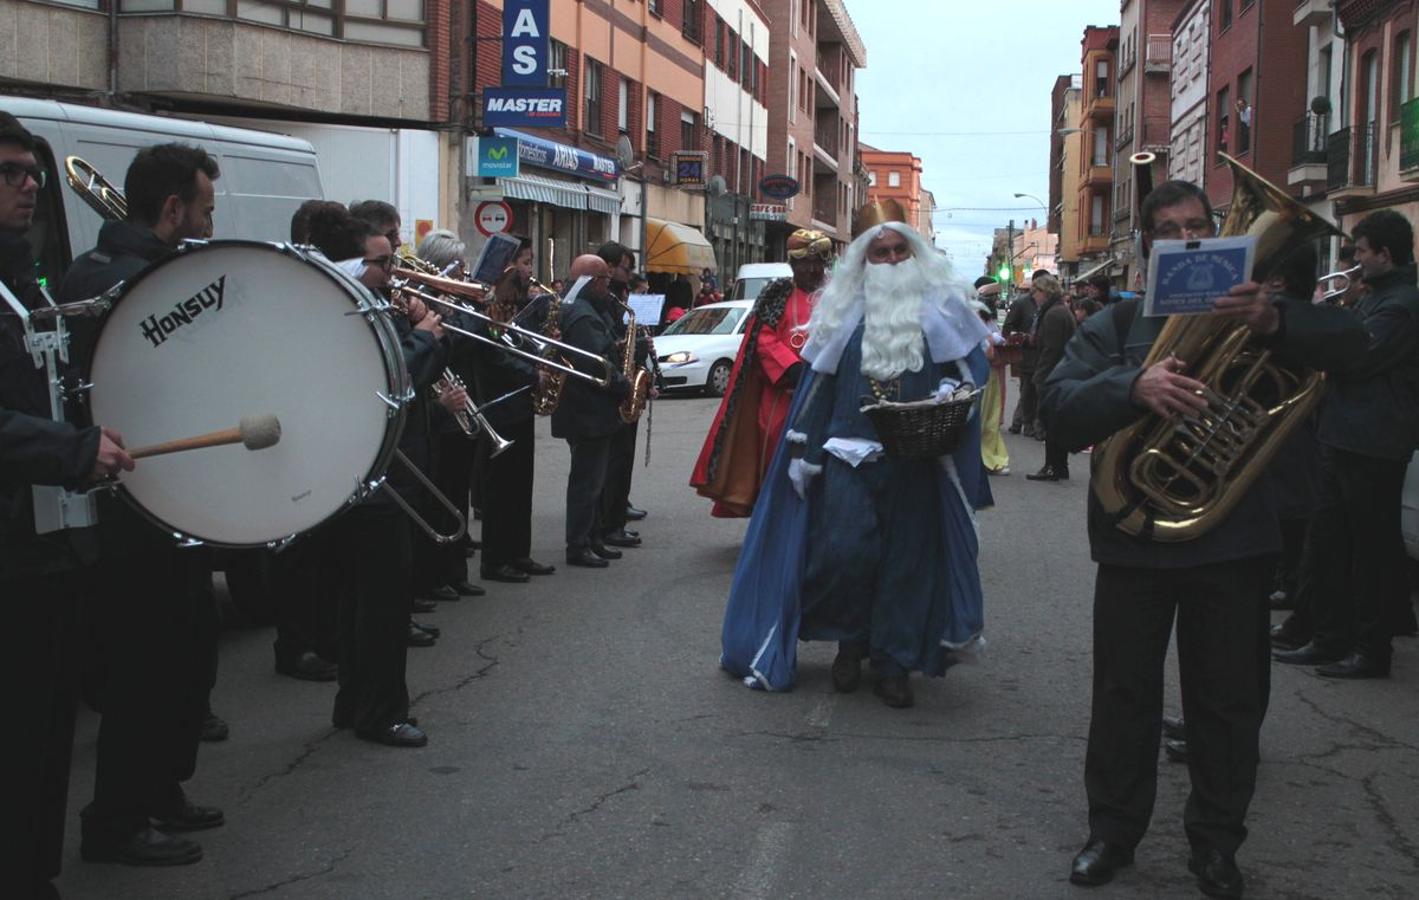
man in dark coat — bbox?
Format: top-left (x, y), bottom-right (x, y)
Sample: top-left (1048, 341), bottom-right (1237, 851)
top-left (0, 110), bottom-right (132, 896)
top-left (1043, 179), bottom-right (1366, 898)
top-left (1001, 282), bottom-right (1039, 434)
top-left (1026, 273), bottom-right (1077, 480)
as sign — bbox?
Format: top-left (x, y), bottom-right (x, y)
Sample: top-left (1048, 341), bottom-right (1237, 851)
top-left (502, 0), bottom-right (550, 87)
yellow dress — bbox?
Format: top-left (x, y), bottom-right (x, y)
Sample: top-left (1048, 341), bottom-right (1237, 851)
top-left (981, 348), bottom-right (1010, 474)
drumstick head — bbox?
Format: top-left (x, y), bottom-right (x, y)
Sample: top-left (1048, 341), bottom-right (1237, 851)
top-left (238, 415), bottom-right (282, 451)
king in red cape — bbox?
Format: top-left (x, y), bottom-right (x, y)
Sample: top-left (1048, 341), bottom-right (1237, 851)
top-left (690, 229), bottom-right (831, 517)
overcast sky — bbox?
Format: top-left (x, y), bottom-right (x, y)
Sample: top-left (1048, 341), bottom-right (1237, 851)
top-left (843, 0), bottom-right (1122, 275)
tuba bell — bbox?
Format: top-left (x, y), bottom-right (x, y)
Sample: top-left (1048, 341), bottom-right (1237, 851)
top-left (1089, 153), bottom-right (1345, 542)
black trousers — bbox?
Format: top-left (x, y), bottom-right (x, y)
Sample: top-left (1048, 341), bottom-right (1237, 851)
top-left (1012, 372), bottom-right (1038, 430)
top-left (271, 536), bottom-right (340, 664)
top-left (1085, 557), bottom-right (1272, 856)
top-left (85, 549), bottom-right (216, 840)
top-left (480, 416), bottom-right (535, 570)
top-left (1045, 439), bottom-right (1070, 471)
top-left (1308, 446), bottom-right (1409, 659)
top-left (331, 503), bottom-right (412, 734)
top-left (599, 420), bottom-right (638, 535)
top-left (566, 435), bottom-right (613, 550)
top-left (434, 430), bottom-right (476, 584)
top-left (2, 573), bottom-right (80, 888)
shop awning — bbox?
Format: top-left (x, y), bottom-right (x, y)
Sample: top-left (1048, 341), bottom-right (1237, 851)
top-left (645, 218), bottom-right (717, 275)
top-left (585, 185), bottom-right (622, 215)
top-left (1074, 257), bottom-right (1116, 282)
top-left (498, 173), bottom-right (588, 210)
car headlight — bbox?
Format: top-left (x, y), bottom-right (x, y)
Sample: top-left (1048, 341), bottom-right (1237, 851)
top-left (663, 351), bottom-right (697, 364)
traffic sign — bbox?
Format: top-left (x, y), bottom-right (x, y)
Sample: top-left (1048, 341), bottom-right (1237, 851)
top-left (475, 200), bottom-right (514, 237)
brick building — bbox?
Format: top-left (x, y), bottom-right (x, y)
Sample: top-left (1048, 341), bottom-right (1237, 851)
top-left (1076, 25), bottom-right (1119, 281)
top-left (761, 0), bottom-right (866, 256)
top-left (860, 145), bottom-right (930, 239)
top-left (1051, 74), bottom-right (1084, 279)
top-left (1169, 0), bottom-right (1211, 187)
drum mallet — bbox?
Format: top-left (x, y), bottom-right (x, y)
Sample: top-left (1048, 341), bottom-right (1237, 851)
top-left (128, 415), bottom-right (282, 461)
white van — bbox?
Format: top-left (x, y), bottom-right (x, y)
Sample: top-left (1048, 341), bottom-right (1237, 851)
top-left (3, 95), bottom-right (324, 284)
top-left (730, 262), bottom-right (793, 302)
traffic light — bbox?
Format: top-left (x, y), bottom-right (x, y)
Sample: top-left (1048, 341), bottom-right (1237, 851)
top-left (997, 263), bottom-right (1011, 283)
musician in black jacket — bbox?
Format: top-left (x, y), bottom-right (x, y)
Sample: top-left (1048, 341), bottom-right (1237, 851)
top-left (551, 254), bottom-right (631, 568)
top-left (0, 110), bottom-right (133, 899)
top-left (1042, 180), bottom-right (1367, 898)
top-left (595, 241), bottom-right (648, 547)
top-left (58, 143), bottom-right (227, 868)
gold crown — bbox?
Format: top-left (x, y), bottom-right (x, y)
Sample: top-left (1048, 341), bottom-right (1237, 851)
top-left (853, 198), bottom-right (909, 238)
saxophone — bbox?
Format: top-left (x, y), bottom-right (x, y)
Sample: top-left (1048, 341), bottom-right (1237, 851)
top-left (531, 294), bottom-right (568, 416)
top-left (614, 299), bottom-right (653, 424)
top-left (1089, 153), bottom-right (1344, 542)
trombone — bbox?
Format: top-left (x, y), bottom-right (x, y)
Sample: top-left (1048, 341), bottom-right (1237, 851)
top-left (1317, 264), bottom-right (1361, 303)
top-left (65, 155), bottom-right (128, 221)
top-left (390, 279), bottom-right (616, 388)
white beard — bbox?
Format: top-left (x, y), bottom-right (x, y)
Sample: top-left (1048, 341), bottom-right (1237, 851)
top-left (860, 261), bottom-right (927, 381)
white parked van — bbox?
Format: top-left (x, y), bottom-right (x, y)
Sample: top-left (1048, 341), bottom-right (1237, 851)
top-left (3, 95), bottom-right (324, 284)
top-left (730, 262), bottom-right (793, 302)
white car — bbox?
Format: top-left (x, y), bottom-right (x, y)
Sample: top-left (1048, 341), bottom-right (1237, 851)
top-left (730, 263), bottom-right (793, 301)
top-left (654, 301), bottom-right (754, 396)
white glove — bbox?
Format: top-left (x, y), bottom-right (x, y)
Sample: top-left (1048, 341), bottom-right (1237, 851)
top-left (787, 458), bottom-right (822, 501)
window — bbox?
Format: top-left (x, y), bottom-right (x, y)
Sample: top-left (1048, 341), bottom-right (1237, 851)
top-left (888, 171), bottom-right (901, 187)
top-left (1395, 31), bottom-right (1413, 113)
top-left (868, 170), bottom-right (877, 186)
top-left (646, 93), bottom-right (659, 157)
top-left (789, 52), bottom-right (798, 123)
top-left (1091, 194), bottom-right (1105, 235)
top-left (549, 40), bottom-right (567, 88)
top-left (683, 0), bottom-right (702, 43)
top-left (790, 0), bottom-right (797, 38)
top-left (681, 110), bottom-right (698, 153)
top-left (1216, 85), bottom-right (1230, 153)
top-left (1236, 69), bottom-right (1253, 154)
top-left (140, 0), bottom-right (425, 47)
top-left (584, 58), bottom-right (603, 136)
top-left (1219, 0), bottom-right (1232, 31)
top-left (727, 29), bottom-right (737, 80)
top-left (1092, 125), bottom-right (1109, 166)
top-left (742, 41), bottom-right (753, 89)
top-left (715, 19), bottom-right (724, 68)
top-left (1095, 59), bottom-right (1109, 98)
top-left (618, 78), bottom-right (629, 133)
top-left (786, 138), bottom-right (797, 205)
top-left (648, 0), bottom-right (660, 15)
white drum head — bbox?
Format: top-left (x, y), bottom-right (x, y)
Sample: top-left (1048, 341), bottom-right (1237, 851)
top-left (88, 241), bottom-right (403, 547)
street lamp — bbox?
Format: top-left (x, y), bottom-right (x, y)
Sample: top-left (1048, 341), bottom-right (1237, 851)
top-left (1013, 192), bottom-right (1047, 209)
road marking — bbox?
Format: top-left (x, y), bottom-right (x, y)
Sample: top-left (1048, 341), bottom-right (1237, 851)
top-left (806, 694), bottom-right (836, 730)
top-left (734, 822), bottom-right (793, 900)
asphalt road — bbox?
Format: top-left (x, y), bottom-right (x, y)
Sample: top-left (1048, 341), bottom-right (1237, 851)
top-left (56, 393), bottom-right (1419, 900)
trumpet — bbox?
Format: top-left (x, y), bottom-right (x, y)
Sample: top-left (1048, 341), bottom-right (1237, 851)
top-left (1317, 264), bottom-right (1362, 304)
top-left (65, 156), bottom-right (127, 221)
top-left (390, 280), bottom-right (616, 389)
top-left (429, 369), bottom-right (523, 457)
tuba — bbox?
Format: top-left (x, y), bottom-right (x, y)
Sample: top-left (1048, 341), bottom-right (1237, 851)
top-left (1090, 153), bottom-right (1345, 542)
top-left (613, 298), bottom-right (652, 424)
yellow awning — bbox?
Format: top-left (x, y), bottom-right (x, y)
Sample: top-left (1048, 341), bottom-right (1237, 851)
top-left (644, 218), bottom-right (717, 275)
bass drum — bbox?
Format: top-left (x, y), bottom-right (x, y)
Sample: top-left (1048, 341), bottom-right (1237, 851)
top-left (87, 240), bottom-right (407, 548)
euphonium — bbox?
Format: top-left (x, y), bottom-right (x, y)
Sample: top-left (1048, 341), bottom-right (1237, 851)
top-left (614, 299), bottom-right (652, 424)
top-left (1090, 153), bottom-right (1345, 542)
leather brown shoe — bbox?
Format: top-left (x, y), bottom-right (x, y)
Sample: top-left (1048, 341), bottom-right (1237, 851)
top-left (512, 557), bottom-right (556, 575)
top-left (567, 547), bottom-right (609, 568)
top-left (81, 827), bottom-right (203, 866)
top-left (1272, 641), bottom-right (1345, 666)
top-left (1189, 847), bottom-right (1244, 898)
top-left (873, 674), bottom-right (914, 708)
top-left (152, 803), bottom-right (224, 833)
top-left (1316, 651), bottom-right (1391, 679)
top-left (1069, 837), bottom-right (1134, 886)
top-left (481, 564), bottom-right (530, 583)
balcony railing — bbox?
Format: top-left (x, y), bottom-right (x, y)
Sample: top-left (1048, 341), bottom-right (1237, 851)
top-left (1401, 97), bottom-right (1419, 171)
top-left (1292, 112), bottom-right (1328, 166)
top-left (1327, 123), bottom-right (1377, 191)
top-left (814, 119), bottom-right (840, 158)
top-left (1144, 34), bottom-right (1171, 73)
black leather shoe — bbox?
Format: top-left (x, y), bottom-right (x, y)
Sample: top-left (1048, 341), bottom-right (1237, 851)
top-left (357, 721), bottom-right (428, 748)
top-left (567, 548), bottom-right (609, 568)
top-left (830, 646), bottom-right (862, 693)
top-left (1069, 837), bottom-right (1134, 886)
top-left (412, 620), bottom-right (440, 638)
top-left (1189, 847), bottom-right (1244, 899)
top-left (590, 543), bottom-right (622, 560)
top-left (481, 564), bottom-right (530, 583)
top-left (1164, 737), bottom-right (1190, 764)
top-left (152, 803), bottom-right (224, 833)
top-left (276, 650), bottom-right (339, 682)
top-left (423, 584), bottom-right (461, 603)
top-left (1269, 618), bottom-right (1309, 651)
top-left (1316, 651), bottom-right (1391, 679)
top-left (199, 712), bottom-right (228, 743)
top-left (873, 674), bottom-right (914, 708)
top-left (450, 580), bottom-right (486, 597)
top-left (511, 557), bottom-right (556, 575)
top-left (411, 596), bottom-right (439, 613)
top-left (601, 530), bottom-right (642, 548)
top-left (407, 623), bottom-right (436, 647)
top-left (81, 827), bottom-right (203, 866)
top-left (1272, 641), bottom-right (1345, 666)
top-left (1161, 715), bottom-right (1185, 740)
top-left (1026, 466), bottom-right (1065, 482)
top-left (625, 503), bottom-right (647, 520)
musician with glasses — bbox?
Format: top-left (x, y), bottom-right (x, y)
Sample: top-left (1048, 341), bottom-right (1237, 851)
top-left (596, 241), bottom-right (650, 548)
top-left (0, 109), bottom-right (135, 900)
top-left (56, 142), bottom-right (229, 869)
top-left (1042, 179), bottom-right (1366, 898)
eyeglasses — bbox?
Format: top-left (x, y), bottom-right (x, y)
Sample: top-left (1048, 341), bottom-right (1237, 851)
top-left (1149, 219), bottom-right (1215, 240)
top-left (0, 162), bottom-right (46, 189)
top-left (363, 255), bottom-right (394, 271)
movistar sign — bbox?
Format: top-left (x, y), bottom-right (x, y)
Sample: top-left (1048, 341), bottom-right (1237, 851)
top-left (467, 137), bottom-right (521, 178)
top-left (483, 88), bottom-right (567, 129)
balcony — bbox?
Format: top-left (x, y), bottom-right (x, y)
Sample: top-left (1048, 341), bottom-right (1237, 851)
top-left (813, 117), bottom-right (841, 161)
top-left (1327, 124), bottom-right (1377, 197)
top-left (1144, 34), bottom-right (1171, 74)
top-left (1084, 91), bottom-right (1115, 121)
top-left (1401, 97), bottom-right (1419, 182)
top-left (1085, 163), bottom-right (1114, 187)
top-left (1294, 0), bottom-right (1332, 27)
top-left (1289, 112), bottom-right (1329, 188)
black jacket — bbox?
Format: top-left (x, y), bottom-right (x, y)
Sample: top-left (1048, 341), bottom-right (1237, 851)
top-left (1316, 265), bottom-right (1419, 460)
top-left (550, 293), bottom-right (630, 441)
top-left (1031, 296), bottom-right (1076, 388)
top-left (1001, 293), bottom-right (1038, 370)
top-left (1042, 296), bottom-right (1366, 569)
top-left (471, 294), bottom-right (549, 432)
top-left (1, 231), bottom-right (102, 579)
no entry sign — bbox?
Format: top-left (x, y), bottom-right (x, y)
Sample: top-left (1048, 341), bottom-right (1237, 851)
top-left (475, 200), bottom-right (514, 237)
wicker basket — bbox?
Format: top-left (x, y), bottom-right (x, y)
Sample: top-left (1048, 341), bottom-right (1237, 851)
top-left (862, 391), bottom-right (979, 459)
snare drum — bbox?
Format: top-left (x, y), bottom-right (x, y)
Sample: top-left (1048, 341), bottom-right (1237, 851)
top-left (86, 240), bottom-right (407, 548)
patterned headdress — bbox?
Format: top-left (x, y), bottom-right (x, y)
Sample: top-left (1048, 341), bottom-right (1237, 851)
top-left (786, 229), bottom-right (833, 261)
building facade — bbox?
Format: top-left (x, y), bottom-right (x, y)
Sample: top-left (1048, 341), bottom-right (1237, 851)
top-left (1287, 0), bottom-right (1348, 268)
top-left (761, 0), bottom-right (866, 255)
top-left (1053, 74), bottom-right (1085, 279)
top-left (860, 145), bottom-right (929, 238)
top-left (1169, 0), bottom-right (1211, 187)
top-left (1077, 25), bottom-right (1120, 281)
